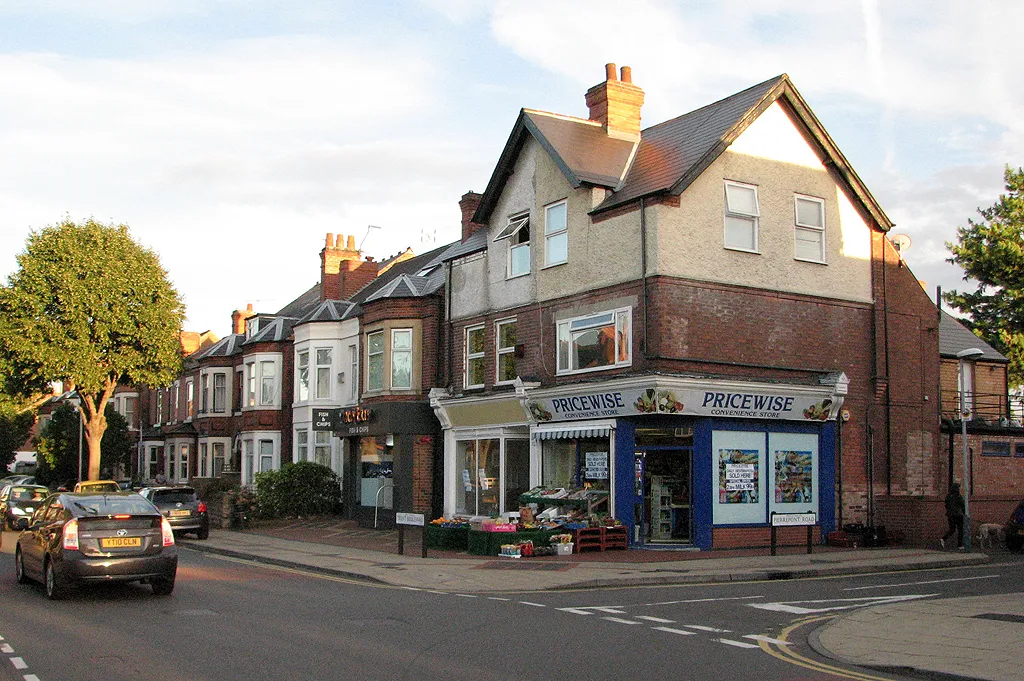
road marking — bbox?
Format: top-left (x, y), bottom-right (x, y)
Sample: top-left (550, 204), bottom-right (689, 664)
top-left (454, 594), bottom-right (477, 598)
top-left (759, 615), bottom-right (903, 681)
top-left (401, 587), bottom-right (422, 591)
top-left (749, 593), bottom-right (937, 614)
top-left (559, 608), bottom-right (594, 615)
top-left (635, 616), bottom-right (675, 623)
top-left (843, 575), bottom-right (998, 591)
top-left (0, 644), bottom-right (12, 653)
top-left (519, 602), bottom-right (546, 607)
top-left (645, 595), bottom-right (764, 606)
top-left (744, 634), bottom-right (790, 646)
top-left (651, 626), bottom-right (695, 636)
top-left (487, 597), bottom-right (511, 602)
top-left (25, 676), bottom-right (41, 681)
top-left (683, 625), bottom-right (731, 633)
top-left (602, 617), bottom-right (641, 625)
top-left (591, 607), bottom-right (627, 614)
top-left (11, 658), bottom-right (27, 670)
top-left (716, 638), bottom-right (760, 649)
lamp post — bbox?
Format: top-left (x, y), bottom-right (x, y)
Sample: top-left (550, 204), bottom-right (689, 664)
top-left (957, 347), bottom-right (984, 551)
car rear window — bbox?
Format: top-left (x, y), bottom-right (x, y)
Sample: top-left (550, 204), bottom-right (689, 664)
top-left (67, 496), bottom-right (159, 516)
top-left (11, 487), bottom-right (47, 501)
top-left (152, 489), bottom-right (197, 504)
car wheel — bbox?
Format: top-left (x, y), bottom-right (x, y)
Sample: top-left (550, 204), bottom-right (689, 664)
top-left (151, 575), bottom-right (175, 596)
top-left (44, 558), bottom-right (65, 600)
top-left (15, 547), bottom-right (29, 585)
top-left (197, 524), bottom-right (209, 540)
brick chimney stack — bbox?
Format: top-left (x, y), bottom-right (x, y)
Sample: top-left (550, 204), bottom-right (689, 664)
top-left (585, 63), bottom-right (645, 140)
top-left (459, 191), bottom-right (484, 242)
top-left (320, 232), bottom-right (379, 301)
top-left (232, 303), bottom-right (254, 335)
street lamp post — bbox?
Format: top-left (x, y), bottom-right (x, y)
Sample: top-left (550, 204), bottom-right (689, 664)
top-left (957, 347), bottom-right (984, 551)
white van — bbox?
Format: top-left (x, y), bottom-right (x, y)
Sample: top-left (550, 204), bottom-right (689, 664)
top-left (8, 452), bottom-right (37, 475)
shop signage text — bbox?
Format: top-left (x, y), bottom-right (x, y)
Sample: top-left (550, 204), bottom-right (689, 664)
top-left (341, 407), bottom-right (374, 423)
top-left (527, 386), bottom-right (837, 423)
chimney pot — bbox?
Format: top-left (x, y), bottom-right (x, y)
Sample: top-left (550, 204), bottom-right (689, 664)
top-left (326, 233), bottom-right (334, 248)
top-left (246, 303), bottom-right (253, 311)
top-left (586, 63), bottom-right (644, 139)
top-left (620, 65), bottom-right (632, 83)
top-left (605, 63), bottom-right (617, 81)
top-left (347, 235), bottom-right (356, 250)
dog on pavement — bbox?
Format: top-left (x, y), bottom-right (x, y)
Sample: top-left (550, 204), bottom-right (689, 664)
top-left (977, 523), bottom-right (1005, 549)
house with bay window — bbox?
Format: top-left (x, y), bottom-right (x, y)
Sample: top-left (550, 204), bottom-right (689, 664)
top-left (430, 64), bottom-right (941, 549)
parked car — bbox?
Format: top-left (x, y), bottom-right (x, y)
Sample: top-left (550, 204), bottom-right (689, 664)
top-left (1005, 499), bottom-right (1024, 552)
top-left (72, 480), bottom-right (121, 494)
top-left (1, 475), bottom-right (35, 493)
top-left (0, 484), bottom-right (49, 530)
top-left (15, 491), bottom-right (178, 599)
top-left (138, 486), bottom-right (210, 540)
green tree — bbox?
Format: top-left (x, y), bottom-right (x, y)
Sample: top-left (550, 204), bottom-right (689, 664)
top-left (946, 166), bottom-right (1024, 385)
top-left (34, 403), bottom-right (81, 487)
top-left (0, 399), bottom-right (35, 473)
top-left (0, 218), bottom-right (184, 480)
top-left (100, 407), bottom-right (133, 478)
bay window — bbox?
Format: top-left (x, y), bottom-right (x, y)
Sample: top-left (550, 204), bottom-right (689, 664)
top-left (391, 329), bottom-right (412, 389)
top-left (367, 330), bottom-right (384, 391)
top-left (297, 350), bottom-right (309, 401)
top-left (316, 348), bottom-right (333, 399)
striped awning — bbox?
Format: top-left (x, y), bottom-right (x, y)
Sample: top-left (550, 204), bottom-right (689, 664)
top-left (533, 426), bottom-right (612, 440)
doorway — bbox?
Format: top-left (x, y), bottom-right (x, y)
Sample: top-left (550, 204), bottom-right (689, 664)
top-left (641, 449), bottom-right (692, 544)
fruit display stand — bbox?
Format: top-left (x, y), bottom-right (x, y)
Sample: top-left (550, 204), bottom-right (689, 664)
top-left (467, 528), bottom-right (564, 556)
top-left (572, 526), bottom-right (628, 553)
top-left (426, 524), bottom-right (471, 551)
top-left (518, 488), bottom-right (610, 515)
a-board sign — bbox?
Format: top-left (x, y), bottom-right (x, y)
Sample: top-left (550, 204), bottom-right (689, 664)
top-left (396, 512), bottom-right (425, 527)
top-left (770, 512), bottom-right (816, 527)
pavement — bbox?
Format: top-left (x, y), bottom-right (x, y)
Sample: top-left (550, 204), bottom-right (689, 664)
top-left (177, 518), bottom-right (1021, 681)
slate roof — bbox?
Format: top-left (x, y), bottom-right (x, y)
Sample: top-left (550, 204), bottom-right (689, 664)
top-left (275, 283), bottom-right (321, 320)
top-left (939, 310), bottom-right (1007, 362)
top-left (295, 300), bottom-right (359, 325)
top-left (193, 334), bottom-right (245, 359)
top-left (243, 316), bottom-right (300, 345)
top-left (474, 74), bottom-right (892, 231)
top-left (438, 229), bottom-right (487, 263)
top-left (350, 242), bottom-right (450, 303)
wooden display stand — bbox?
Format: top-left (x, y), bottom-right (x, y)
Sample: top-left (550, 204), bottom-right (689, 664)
top-left (573, 526), bottom-right (628, 553)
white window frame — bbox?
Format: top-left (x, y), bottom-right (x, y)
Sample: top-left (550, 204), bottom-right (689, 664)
top-left (544, 200), bottom-right (568, 267)
top-left (243, 355), bottom-right (282, 409)
top-left (391, 329), bottom-right (413, 390)
top-left (556, 307), bottom-right (632, 375)
top-left (465, 325), bottom-right (485, 389)
top-left (212, 371), bottom-right (227, 413)
top-left (185, 381), bottom-right (194, 420)
top-left (199, 443), bottom-right (209, 478)
top-left (200, 374), bottom-right (209, 413)
top-left (314, 431), bottom-right (332, 468)
top-left (348, 344), bottom-right (359, 402)
top-left (315, 348), bottom-right (333, 400)
top-left (296, 349), bottom-right (310, 402)
top-left (495, 318), bottom-right (517, 385)
top-left (241, 432), bottom-right (280, 486)
top-left (246, 362), bottom-right (257, 408)
top-left (260, 360), bottom-right (277, 406)
top-left (794, 194), bottom-right (826, 263)
top-left (212, 441), bottom-right (227, 476)
top-left (296, 429), bottom-right (309, 462)
top-left (495, 212), bottom-right (531, 278)
top-left (367, 330), bottom-right (385, 392)
top-left (155, 391), bottom-right (163, 426)
top-left (724, 180), bottom-right (760, 253)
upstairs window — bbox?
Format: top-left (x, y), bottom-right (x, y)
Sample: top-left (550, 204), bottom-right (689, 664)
top-left (348, 344), bottom-right (359, 401)
top-left (201, 374), bottom-right (209, 413)
top-left (557, 308), bottom-right (632, 374)
top-left (212, 373), bottom-right (227, 413)
top-left (260, 360), bottom-right (277, 406)
top-left (297, 350), bottom-right (310, 401)
top-left (494, 212), bottom-right (531, 278)
top-left (794, 194), bottom-right (826, 263)
top-left (391, 329), bottom-right (413, 390)
top-left (466, 325), bottom-right (485, 389)
top-left (544, 201), bottom-right (568, 266)
top-left (246, 363), bottom-right (257, 407)
top-left (495, 319), bottom-right (517, 384)
top-left (367, 330), bottom-right (385, 392)
top-left (315, 348), bottom-right (333, 399)
top-left (184, 382), bottom-right (193, 419)
top-left (724, 181), bottom-right (759, 252)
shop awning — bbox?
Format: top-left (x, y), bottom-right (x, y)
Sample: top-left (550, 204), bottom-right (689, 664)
top-left (533, 426), bottom-right (612, 440)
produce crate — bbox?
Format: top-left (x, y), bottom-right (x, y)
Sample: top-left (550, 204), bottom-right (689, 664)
top-left (426, 525), bottom-right (470, 551)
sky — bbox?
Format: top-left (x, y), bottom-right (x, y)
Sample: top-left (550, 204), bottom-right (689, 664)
top-left (1, 0), bottom-right (1021, 336)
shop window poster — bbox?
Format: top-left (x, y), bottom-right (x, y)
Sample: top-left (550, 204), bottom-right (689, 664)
top-left (718, 449), bottom-right (759, 504)
top-left (774, 450), bottom-right (813, 503)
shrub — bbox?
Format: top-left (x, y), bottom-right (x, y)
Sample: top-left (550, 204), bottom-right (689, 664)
top-left (253, 462), bottom-right (342, 519)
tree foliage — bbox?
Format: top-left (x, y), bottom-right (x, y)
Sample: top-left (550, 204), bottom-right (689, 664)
top-left (946, 166), bottom-right (1024, 384)
top-left (253, 462), bottom-right (342, 518)
top-left (0, 218), bottom-right (184, 479)
top-left (34, 404), bottom-right (81, 487)
top-left (0, 401), bottom-right (35, 474)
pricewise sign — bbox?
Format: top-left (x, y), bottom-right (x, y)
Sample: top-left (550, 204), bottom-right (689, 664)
top-left (527, 386), bottom-right (838, 423)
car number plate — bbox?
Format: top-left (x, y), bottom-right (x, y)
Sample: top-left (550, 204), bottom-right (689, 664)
top-left (100, 537), bottom-right (142, 548)
top-left (170, 509), bottom-right (191, 517)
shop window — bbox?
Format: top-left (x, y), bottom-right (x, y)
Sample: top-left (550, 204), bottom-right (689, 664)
top-left (495, 319), bottom-right (517, 384)
top-left (556, 308), bottom-right (631, 374)
top-left (540, 438), bottom-right (610, 493)
top-left (360, 436), bottom-right (393, 509)
top-left (982, 441), bottom-right (1011, 457)
top-left (505, 439), bottom-right (530, 512)
top-left (465, 325), bottom-right (485, 389)
top-left (456, 439), bottom-right (500, 517)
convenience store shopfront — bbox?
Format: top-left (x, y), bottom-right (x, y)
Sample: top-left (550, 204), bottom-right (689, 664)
top-left (432, 373), bottom-right (847, 550)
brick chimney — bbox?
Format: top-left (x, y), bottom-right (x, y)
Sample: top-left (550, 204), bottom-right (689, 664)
top-left (585, 63), bottom-right (645, 140)
top-left (320, 232), bottom-right (379, 300)
top-left (232, 304), bottom-right (254, 335)
top-left (459, 191), bottom-right (484, 242)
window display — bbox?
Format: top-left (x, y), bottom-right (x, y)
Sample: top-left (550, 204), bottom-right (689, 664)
top-left (360, 436), bottom-right (393, 508)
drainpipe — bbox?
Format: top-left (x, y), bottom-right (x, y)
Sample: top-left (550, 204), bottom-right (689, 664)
top-left (640, 197), bottom-right (649, 358)
top-left (837, 412), bottom-right (844, 529)
top-left (883, 241), bottom-right (892, 496)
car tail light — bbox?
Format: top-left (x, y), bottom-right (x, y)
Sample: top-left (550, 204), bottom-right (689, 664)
top-left (161, 517), bottom-right (175, 547)
top-left (62, 519), bottom-right (80, 551)
top-left (197, 501), bottom-right (207, 514)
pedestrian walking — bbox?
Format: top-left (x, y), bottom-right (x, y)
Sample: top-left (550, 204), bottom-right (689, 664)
top-left (941, 482), bottom-right (965, 549)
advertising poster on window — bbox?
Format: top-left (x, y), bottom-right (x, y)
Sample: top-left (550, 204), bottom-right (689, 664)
top-left (768, 433), bottom-right (818, 516)
top-left (585, 451), bottom-right (609, 480)
top-left (712, 431), bottom-right (766, 524)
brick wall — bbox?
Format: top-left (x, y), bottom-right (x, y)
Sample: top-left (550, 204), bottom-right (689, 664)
top-left (412, 434), bottom-right (435, 513)
top-left (712, 525), bottom-right (821, 549)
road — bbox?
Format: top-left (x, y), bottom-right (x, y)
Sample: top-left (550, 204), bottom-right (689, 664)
top-left (1, 529), bottom-right (1021, 681)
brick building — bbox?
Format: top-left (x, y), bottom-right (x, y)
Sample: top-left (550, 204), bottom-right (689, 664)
top-left (430, 65), bottom-right (941, 549)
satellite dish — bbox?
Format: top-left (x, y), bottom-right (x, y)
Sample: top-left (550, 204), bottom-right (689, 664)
top-left (890, 234), bottom-right (912, 254)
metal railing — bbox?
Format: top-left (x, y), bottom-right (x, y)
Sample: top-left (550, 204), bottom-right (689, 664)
top-left (940, 389), bottom-right (1024, 424)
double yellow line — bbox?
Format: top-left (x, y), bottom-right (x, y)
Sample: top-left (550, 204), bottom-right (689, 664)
top-left (757, 615), bottom-right (898, 681)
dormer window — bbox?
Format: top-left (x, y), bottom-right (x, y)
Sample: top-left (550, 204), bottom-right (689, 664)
top-left (495, 212), bottom-right (530, 278)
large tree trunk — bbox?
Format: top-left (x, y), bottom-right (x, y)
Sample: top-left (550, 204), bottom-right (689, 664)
top-left (80, 379), bottom-right (116, 481)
